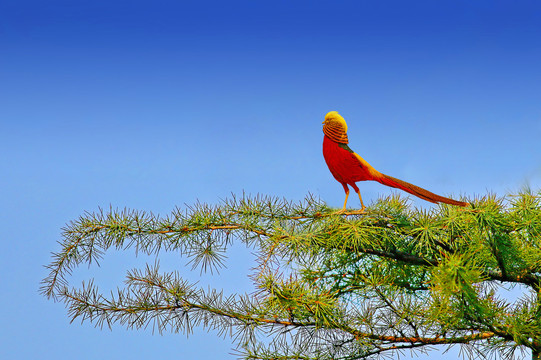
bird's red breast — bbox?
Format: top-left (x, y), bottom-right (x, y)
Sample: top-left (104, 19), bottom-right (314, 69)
top-left (323, 135), bottom-right (373, 185)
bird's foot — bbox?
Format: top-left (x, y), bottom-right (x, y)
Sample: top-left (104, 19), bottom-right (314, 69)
top-left (346, 208), bottom-right (366, 215)
top-left (334, 207), bottom-right (366, 215)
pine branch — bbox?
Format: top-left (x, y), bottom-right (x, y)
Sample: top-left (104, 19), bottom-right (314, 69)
top-left (41, 191), bottom-right (541, 359)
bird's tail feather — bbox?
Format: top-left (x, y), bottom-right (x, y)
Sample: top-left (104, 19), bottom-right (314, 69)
top-left (379, 174), bottom-right (468, 207)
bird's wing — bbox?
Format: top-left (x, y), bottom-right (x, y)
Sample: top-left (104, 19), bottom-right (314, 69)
top-left (333, 143), bottom-right (383, 182)
top-left (351, 151), bottom-right (384, 179)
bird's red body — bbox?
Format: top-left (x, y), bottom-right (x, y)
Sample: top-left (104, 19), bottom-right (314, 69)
top-left (324, 135), bottom-right (364, 185)
top-left (323, 135), bottom-right (371, 184)
top-left (322, 111), bottom-right (467, 212)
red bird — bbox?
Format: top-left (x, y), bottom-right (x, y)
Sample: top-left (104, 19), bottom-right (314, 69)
top-left (322, 111), bottom-right (468, 213)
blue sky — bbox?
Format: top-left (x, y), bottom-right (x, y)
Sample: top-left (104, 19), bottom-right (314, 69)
top-left (1, 1), bottom-right (541, 359)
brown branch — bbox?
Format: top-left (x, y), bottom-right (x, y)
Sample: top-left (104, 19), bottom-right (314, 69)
top-left (61, 284), bottom-right (496, 348)
top-left (352, 247), bottom-right (438, 266)
top-left (80, 223), bottom-right (271, 237)
top-left (347, 246), bottom-right (540, 290)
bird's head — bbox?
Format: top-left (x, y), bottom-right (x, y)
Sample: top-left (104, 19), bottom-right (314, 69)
top-left (322, 111), bottom-right (349, 143)
top-left (323, 111), bottom-right (348, 132)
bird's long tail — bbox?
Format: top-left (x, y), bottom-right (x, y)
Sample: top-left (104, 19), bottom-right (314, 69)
top-left (378, 174), bottom-right (468, 207)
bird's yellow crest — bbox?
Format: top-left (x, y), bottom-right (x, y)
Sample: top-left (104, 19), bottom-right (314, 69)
top-left (324, 111), bottom-right (348, 133)
top-left (322, 111), bottom-right (349, 144)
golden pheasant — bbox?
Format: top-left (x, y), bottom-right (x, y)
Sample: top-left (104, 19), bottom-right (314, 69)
top-left (322, 111), bottom-right (467, 213)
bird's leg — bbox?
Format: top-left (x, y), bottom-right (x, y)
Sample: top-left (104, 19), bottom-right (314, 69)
top-left (356, 191), bottom-right (366, 213)
top-left (350, 184), bottom-right (366, 214)
top-left (340, 192), bottom-right (349, 213)
top-left (335, 184), bottom-right (350, 214)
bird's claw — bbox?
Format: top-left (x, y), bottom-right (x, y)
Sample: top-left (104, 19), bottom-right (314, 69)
top-left (334, 207), bottom-right (366, 215)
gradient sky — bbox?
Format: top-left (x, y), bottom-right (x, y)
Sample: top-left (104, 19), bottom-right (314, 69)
top-left (2, 1), bottom-right (541, 359)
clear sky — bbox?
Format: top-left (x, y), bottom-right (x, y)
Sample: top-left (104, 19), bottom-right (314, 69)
top-left (1, 1), bottom-right (541, 359)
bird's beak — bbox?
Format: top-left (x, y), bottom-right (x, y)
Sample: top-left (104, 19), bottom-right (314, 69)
top-left (322, 120), bottom-right (325, 124)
